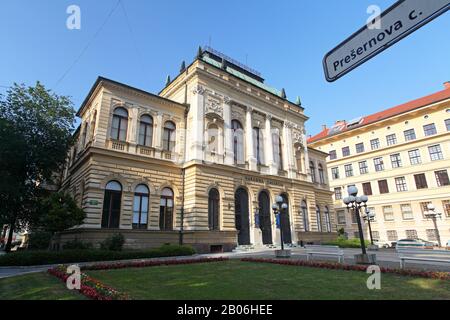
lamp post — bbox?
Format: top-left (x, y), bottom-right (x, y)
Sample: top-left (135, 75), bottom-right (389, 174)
top-left (343, 186), bottom-right (376, 264)
top-left (362, 207), bottom-right (375, 245)
top-left (425, 203), bottom-right (442, 247)
top-left (272, 196), bottom-right (290, 257)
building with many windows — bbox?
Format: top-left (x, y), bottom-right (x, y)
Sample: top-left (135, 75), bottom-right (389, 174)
top-left (308, 83), bottom-right (450, 245)
top-left (59, 47), bottom-right (336, 252)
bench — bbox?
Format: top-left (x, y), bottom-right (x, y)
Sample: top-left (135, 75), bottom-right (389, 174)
top-left (305, 245), bottom-right (344, 263)
top-left (396, 247), bottom-right (450, 269)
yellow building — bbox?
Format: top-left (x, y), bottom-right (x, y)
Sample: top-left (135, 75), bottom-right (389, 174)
top-left (59, 47), bottom-right (336, 252)
top-left (308, 83), bottom-right (450, 246)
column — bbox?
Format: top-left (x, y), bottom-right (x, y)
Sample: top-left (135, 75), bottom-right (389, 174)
top-left (128, 107), bottom-right (139, 153)
top-left (223, 97), bottom-right (234, 165)
top-left (154, 112), bottom-right (163, 150)
top-left (265, 115), bottom-right (276, 174)
top-left (283, 122), bottom-right (296, 179)
top-left (189, 85), bottom-right (205, 162)
top-left (245, 106), bottom-right (257, 171)
top-left (303, 132), bottom-right (311, 182)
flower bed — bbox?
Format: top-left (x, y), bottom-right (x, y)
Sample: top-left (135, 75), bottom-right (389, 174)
top-left (240, 258), bottom-right (450, 280)
top-left (48, 257), bottom-right (229, 300)
top-left (48, 265), bottom-right (129, 300)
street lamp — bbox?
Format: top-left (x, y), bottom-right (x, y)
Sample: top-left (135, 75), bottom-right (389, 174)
top-left (362, 207), bottom-right (375, 245)
top-left (425, 203), bottom-right (442, 247)
top-left (343, 186), bottom-right (370, 258)
top-left (272, 195), bottom-right (287, 252)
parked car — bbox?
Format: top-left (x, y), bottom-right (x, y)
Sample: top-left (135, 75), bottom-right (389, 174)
top-left (373, 240), bottom-right (391, 248)
top-left (395, 238), bottom-right (435, 249)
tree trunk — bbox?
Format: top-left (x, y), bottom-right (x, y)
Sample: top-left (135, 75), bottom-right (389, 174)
top-left (4, 221), bottom-right (15, 253)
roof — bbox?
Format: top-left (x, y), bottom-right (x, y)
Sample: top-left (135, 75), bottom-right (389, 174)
top-left (307, 84), bottom-right (450, 144)
top-left (77, 76), bottom-right (187, 117)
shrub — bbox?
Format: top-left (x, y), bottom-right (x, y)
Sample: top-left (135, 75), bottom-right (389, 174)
top-left (27, 231), bottom-right (53, 250)
top-left (63, 239), bottom-right (93, 250)
top-left (0, 244), bottom-right (196, 266)
top-left (323, 237), bottom-right (370, 248)
top-left (100, 233), bottom-right (125, 251)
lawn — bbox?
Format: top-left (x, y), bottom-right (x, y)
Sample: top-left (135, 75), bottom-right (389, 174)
top-left (87, 261), bottom-right (450, 300)
top-left (0, 272), bottom-right (85, 300)
top-left (1, 261), bottom-right (449, 300)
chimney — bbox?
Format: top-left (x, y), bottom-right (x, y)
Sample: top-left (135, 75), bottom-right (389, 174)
top-left (335, 120), bottom-right (346, 126)
top-left (322, 124), bottom-right (327, 131)
top-left (444, 81), bottom-right (450, 89)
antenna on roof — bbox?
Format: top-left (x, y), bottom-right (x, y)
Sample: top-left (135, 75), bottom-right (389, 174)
top-left (165, 75), bottom-right (171, 86)
top-left (197, 46), bottom-right (203, 59)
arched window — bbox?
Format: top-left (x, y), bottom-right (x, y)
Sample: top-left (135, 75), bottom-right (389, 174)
top-left (232, 120), bottom-right (244, 164)
top-left (102, 181), bottom-right (122, 229)
top-left (310, 161), bottom-right (316, 183)
top-left (253, 127), bottom-right (265, 165)
top-left (272, 129), bottom-right (283, 170)
top-left (133, 184), bottom-right (149, 229)
top-left (208, 188), bottom-right (220, 230)
top-left (324, 206), bottom-right (332, 233)
top-left (163, 121), bottom-right (176, 152)
top-left (111, 107), bottom-right (128, 141)
top-left (159, 187), bottom-right (174, 230)
top-left (139, 115), bottom-right (153, 147)
top-left (207, 123), bottom-right (219, 155)
top-left (295, 144), bottom-right (303, 172)
top-left (318, 163), bottom-right (325, 184)
top-left (316, 205), bottom-right (323, 232)
top-left (301, 200), bottom-right (309, 232)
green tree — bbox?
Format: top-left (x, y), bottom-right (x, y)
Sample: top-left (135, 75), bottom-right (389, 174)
top-left (0, 82), bottom-right (75, 252)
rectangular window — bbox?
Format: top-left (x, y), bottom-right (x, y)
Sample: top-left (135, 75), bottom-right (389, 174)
top-left (372, 231), bottom-right (380, 241)
top-left (337, 210), bottom-right (346, 224)
top-left (442, 200), bottom-right (450, 218)
top-left (374, 157), bottom-right (384, 172)
top-left (401, 204), bottom-right (414, 220)
top-left (378, 180), bottom-right (389, 194)
top-left (428, 145), bottom-right (443, 161)
top-left (408, 149), bottom-right (421, 165)
top-left (426, 229), bottom-right (438, 242)
top-left (383, 206), bottom-right (394, 221)
top-left (405, 230), bottom-right (418, 240)
top-left (359, 161), bottom-right (368, 174)
top-left (353, 231), bottom-right (360, 239)
top-left (387, 230), bottom-right (398, 241)
top-left (445, 119), bottom-right (450, 132)
top-left (370, 138), bottom-right (380, 150)
top-left (362, 182), bottom-right (373, 196)
top-left (404, 129), bottom-right (416, 141)
top-left (386, 134), bottom-right (397, 146)
top-left (334, 187), bottom-right (342, 200)
top-left (423, 123), bottom-right (437, 136)
top-left (435, 170), bottom-right (450, 187)
top-left (395, 177), bottom-right (408, 192)
top-left (414, 173), bottom-right (428, 189)
top-left (351, 210), bottom-right (357, 224)
top-left (420, 201), bottom-right (432, 218)
top-left (329, 150), bottom-right (337, 160)
top-left (355, 143), bottom-right (365, 153)
top-left (331, 167), bottom-right (340, 180)
top-left (344, 164), bottom-right (354, 177)
top-left (390, 153), bottom-right (402, 168)
top-left (342, 146), bottom-right (350, 157)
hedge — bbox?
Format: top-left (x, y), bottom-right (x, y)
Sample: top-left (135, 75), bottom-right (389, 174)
top-left (0, 245), bottom-right (195, 266)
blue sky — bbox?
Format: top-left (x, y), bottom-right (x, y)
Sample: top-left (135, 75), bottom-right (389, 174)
top-left (1, 0), bottom-right (449, 135)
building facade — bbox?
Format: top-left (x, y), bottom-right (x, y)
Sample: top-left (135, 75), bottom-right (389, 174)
top-left (59, 47), bottom-right (336, 252)
top-left (308, 83), bottom-right (450, 246)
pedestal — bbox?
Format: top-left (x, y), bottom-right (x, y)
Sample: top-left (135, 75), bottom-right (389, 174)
top-left (354, 253), bottom-right (377, 265)
top-left (275, 250), bottom-right (291, 258)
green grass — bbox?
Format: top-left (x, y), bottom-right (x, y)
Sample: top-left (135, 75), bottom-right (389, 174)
top-left (0, 272), bottom-right (85, 300)
top-left (87, 261), bottom-right (450, 300)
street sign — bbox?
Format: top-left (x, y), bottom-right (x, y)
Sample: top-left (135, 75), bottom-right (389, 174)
top-left (323, 0), bottom-right (450, 82)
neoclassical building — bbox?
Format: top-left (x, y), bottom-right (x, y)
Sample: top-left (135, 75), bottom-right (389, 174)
top-left (59, 47), bottom-right (336, 252)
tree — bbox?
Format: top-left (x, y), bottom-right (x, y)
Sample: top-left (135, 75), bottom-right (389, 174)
top-left (0, 82), bottom-right (75, 252)
top-left (32, 192), bottom-right (85, 243)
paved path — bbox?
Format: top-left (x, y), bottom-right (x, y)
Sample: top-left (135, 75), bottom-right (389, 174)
top-left (1, 248), bottom-right (449, 279)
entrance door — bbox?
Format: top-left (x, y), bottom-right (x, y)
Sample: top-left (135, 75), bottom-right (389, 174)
top-left (235, 188), bottom-right (250, 245)
top-left (280, 194), bottom-right (292, 244)
top-left (258, 191), bottom-right (272, 245)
